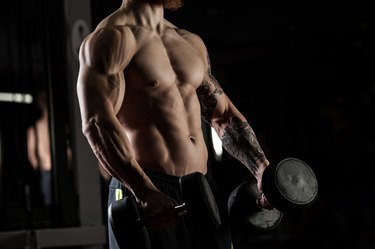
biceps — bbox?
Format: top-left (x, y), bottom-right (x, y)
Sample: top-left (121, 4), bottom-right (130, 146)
top-left (77, 68), bottom-right (118, 126)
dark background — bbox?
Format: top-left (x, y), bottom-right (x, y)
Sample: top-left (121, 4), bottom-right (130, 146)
top-left (94, 2), bottom-right (375, 249)
top-left (1, 1), bottom-right (375, 249)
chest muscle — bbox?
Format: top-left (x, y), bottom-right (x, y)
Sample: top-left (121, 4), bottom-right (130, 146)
top-left (125, 34), bottom-right (205, 91)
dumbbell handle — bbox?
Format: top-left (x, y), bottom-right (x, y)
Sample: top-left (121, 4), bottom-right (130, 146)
top-left (136, 203), bottom-right (187, 227)
top-left (175, 203), bottom-right (187, 214)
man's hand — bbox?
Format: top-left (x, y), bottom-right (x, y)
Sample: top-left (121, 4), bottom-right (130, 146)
top-left (138, 189), bottom-right (187, 231)
top-left (255, 159), bottom-right (273, 210)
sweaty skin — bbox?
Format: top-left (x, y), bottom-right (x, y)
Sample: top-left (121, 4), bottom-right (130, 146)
top-left (77, 0), bottom-right (269, 229)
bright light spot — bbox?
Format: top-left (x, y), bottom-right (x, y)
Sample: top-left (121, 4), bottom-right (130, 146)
top-left (0, 92), bottom-right (33, 104)
top-left (211, 127), bottom-right (223, 161)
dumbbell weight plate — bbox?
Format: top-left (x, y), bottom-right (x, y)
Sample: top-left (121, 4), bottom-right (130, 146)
top-left (262, 157), bottom-right (319, 211)
top-left (179, 172), bottom-right (222, 230)
top-left (109, 196), bottom-right (151, 249)
top-left (227, 181), bottom-right (283, 235)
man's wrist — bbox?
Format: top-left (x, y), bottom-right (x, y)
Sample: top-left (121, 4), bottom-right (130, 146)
top-left (255, 157), bottom-right (269, 185)
top-left (135, 181), bottom-right (158, 204)
top-left (256, 157), bottom-right (269, 173)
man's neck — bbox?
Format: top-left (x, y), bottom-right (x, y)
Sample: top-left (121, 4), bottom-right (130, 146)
top-left (122, 1), bottom-right (165, 32)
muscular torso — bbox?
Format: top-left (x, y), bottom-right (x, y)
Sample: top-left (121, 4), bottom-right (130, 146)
top-left (113, 25), bottom-right (209, 176)
top-left (81, 7), bottom-right (267, 209)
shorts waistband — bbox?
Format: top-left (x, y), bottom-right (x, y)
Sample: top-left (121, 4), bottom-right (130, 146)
top-left (143, 168), bottom-right (181, 187)
top-left (109, 168), bottom-right (209, 189)
top-left (109, 168), bottom-right (183, 189)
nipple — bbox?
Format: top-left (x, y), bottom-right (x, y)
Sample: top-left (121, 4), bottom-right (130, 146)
top-left (150, 81), bottom-right (159, 87)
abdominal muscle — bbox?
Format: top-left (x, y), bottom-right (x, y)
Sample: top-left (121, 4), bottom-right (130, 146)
top-left (129, 128), bottom-right (208, 176)
top-left (117, 83), bottom-right (209, 177)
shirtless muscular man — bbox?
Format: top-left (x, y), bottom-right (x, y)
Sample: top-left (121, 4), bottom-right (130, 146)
top-left (77, 0), bottom-right (270, 248)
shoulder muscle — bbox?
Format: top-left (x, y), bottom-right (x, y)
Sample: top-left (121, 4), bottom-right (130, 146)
top-left (177, 29), bottom-right (207, 61)
top-left (79, 26), bottom-right (135, 74)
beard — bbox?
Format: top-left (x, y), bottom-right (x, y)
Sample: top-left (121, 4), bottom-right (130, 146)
top-left (145, 0), bottom-right (183, 10)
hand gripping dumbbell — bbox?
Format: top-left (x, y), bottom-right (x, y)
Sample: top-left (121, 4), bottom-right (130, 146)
top-left (227, 157), bottom-right (319, 235)
top-left (108, 172), bottom-right (221, 249)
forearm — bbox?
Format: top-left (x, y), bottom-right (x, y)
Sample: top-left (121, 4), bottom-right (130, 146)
top-left (83, 116), bottom-right (157, 201)
top-left (219, 114), bottom-right (269, 180)
top-left (196, 48), bottom-right (269, 181)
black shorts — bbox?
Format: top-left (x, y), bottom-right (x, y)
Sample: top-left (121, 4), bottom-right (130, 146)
top-left (107, 169), bottom-right (232, 249)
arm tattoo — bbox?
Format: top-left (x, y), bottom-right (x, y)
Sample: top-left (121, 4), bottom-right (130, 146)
top-left (222, 117), bottom-right (265, 175)
top-left (196, 54), bottom-right (223, 123)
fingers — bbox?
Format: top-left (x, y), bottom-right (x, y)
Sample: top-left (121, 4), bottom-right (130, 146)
top-left (142, 204), bottom-right (187, 231)
top-left (138, 190), bottom-right (187, 231)
top-left (256, 193), bottom-right (273, 210)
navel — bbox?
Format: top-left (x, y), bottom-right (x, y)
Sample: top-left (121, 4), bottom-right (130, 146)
top-left (189, 135), bottom-right (196, 143)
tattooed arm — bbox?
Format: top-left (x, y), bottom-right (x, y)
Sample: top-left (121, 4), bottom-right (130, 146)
top-left (196, 49), bottom-right (269, 191)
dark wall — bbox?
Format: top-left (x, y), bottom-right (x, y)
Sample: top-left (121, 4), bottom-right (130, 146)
top-left (0, 0), bottom-right (78, 231)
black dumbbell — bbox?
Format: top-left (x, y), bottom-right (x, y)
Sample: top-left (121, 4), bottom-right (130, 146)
top-left (108, 196), bottom-right (151, 249)
top-left (227, 157), bottom-right (319, 235)
top-left (179, 172), bottom-right (222, 230)
top-left (109, 194), bottom-right (187, 249)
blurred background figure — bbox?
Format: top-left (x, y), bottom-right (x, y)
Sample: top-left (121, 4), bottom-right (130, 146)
top-left (26, 91), bottom-right (52, 207)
